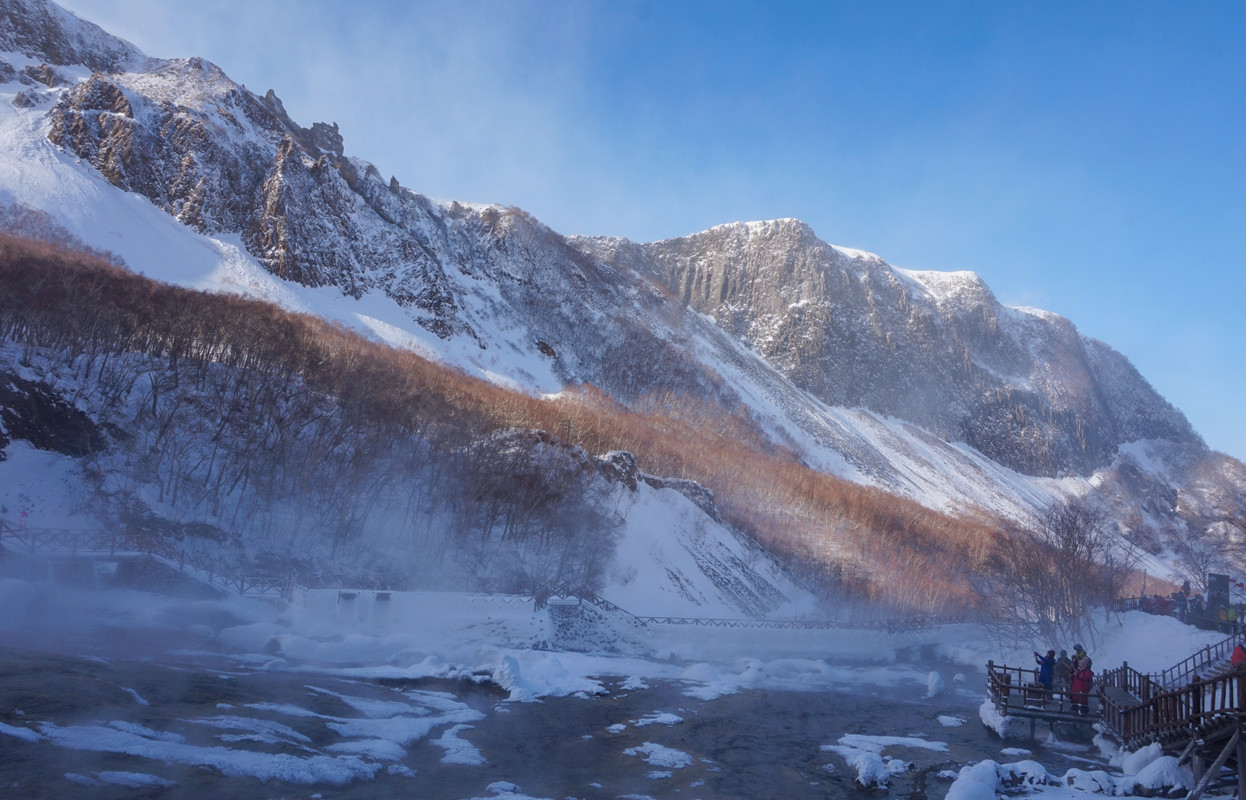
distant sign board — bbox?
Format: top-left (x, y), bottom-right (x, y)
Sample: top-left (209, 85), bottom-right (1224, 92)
top-left (1208, 572), bottom-right (1230, 611)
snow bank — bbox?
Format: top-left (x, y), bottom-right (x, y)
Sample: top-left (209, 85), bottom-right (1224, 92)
top-left (623, 742), bottom-right (693, 769)
top-left (1119, 741), bottom-right (1164, 775)
top-left (37, 720), bottom-right (382, 784)
top-left (600, 480), bottom-right (816, 619)
top-left (946, 760), bottom-right (1003, 800)
top-left (979, 698), bottom-right (1011, 738)
top-left (1115, 757), bottom-right (1192, 796)
top-left (489, 652), bottom-right (608, 702)
top-left (821, 733), bottom-right (946, 788)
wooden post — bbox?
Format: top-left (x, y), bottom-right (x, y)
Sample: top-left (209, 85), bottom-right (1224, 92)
top-left (1237, 666), bottom-right (1246, 800)
top-left (1237, 731), bottom-right (1246, 800)
top-left (1188, 675), bottom-right (1206, 786)
top-left (1188, 730), bottom-right (1238, 800)
top-left (1237, 663), bottom-right (1246, 716)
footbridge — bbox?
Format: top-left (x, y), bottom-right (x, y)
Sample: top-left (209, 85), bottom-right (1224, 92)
top-left (987, 631), bottom-right (1246, 800)
top-left (534, 583), bottom-right (966, 633)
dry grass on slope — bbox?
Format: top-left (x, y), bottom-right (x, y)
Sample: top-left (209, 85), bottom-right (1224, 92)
top-left (0, 233), bottom-right (1003, 612)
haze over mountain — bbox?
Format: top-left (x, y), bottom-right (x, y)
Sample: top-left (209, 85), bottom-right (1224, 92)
top-left (1, 0), bottom-right (1243, 610)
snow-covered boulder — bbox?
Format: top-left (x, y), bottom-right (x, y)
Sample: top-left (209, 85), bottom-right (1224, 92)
top-left (846, 751), bottom-right (892, 788)
top-left (979, 698), bottom-right (1010, 738)
top-left (946, 760), bottom-right (1002, 800)
top-left (1115, 757), bottom-right (1192, 798)
top-left (999, 760), bottom-right (1056, 788)
top-left (1064, 768), bottom-right (1116, 794)
top-left (1119, 742), bottom-right (1164, 775)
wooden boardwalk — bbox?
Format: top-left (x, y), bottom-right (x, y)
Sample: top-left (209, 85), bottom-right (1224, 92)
top-left (988, 632), bottom-right (1246, 800)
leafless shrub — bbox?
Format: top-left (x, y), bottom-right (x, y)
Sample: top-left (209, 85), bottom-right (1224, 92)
top-left (0, 232), bottom-right (1022, 607)
top-left (978, 498), bottom-right (1139, 647)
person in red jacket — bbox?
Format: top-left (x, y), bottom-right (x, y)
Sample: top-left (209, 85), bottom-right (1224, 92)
top-left (1232, 644), bottom-right (1246, 667)
top-left (1070, 657), bottom-right (1094, 716)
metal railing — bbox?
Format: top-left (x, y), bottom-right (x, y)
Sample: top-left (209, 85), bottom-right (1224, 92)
top-left (534, 581), bottom-right (967, 632)
top-left (632, 614), bottom-right (967, 632)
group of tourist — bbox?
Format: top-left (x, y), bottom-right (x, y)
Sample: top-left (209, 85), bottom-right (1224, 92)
top-left (1128, 579), bottom-right (1245, 634)
top-left (1034, 644), bottom-right (1095, 716)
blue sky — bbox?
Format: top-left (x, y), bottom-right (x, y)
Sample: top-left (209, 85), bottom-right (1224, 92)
top-left (60, 0), bottom-right (1246, 462)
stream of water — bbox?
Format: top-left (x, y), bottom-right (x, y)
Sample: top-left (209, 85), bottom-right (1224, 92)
top-left (0, 634), bottom-right (1106, 800)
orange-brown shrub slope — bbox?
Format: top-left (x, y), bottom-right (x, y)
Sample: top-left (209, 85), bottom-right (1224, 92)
top-left (0, 233), bottom-right (1004, 612)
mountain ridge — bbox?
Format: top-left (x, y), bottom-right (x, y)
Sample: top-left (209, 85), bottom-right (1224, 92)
top-left (0, 0), bottom-right (143, 74)
top-left (1, 0), bottom-right (1243, 596)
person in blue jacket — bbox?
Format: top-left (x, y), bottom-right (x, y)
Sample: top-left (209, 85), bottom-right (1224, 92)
top-left (1035, 649), bottom-right (1056, 697)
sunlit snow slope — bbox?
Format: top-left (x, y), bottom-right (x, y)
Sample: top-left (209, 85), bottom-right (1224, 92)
top-left (1, 0), bottom-right (1240, 562)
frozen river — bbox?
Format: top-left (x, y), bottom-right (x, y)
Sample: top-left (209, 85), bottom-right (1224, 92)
top-left (0, 641), bottom-right (1099, 799)
top-left (0, 582), bottom-right (1220, 799)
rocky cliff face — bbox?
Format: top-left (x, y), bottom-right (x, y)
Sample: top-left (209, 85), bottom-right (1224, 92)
top-left (37, 38), bottom-right (730, 405)
top-left (0, 0), bottom-right (143, 73)
top-left (582, 219), bottom-right (1198, 478)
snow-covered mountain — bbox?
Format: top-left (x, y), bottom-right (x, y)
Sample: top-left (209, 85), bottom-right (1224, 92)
top-left (594, 220), bottom-right (1195, 479)
top-left (1, 0), bottom-right (1242, 596)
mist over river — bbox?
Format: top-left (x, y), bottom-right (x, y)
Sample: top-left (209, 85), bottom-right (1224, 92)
top-left (0, 622), bottom-right (1098, 800)
top-left (3, 565), bottom-right (1217, 800)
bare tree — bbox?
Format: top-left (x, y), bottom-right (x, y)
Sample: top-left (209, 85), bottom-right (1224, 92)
top-left (1169, 532), bottom-right (1228, 595)
top-left (983, 498), bottom-right (1136, 647)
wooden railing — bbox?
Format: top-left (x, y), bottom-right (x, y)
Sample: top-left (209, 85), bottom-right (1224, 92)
top-left (1155, 631), bottom-right (1246, 688)
top-left (988, 654), bottom-right (1246, 748)
top-left (1100, 666), bottom-right (1246, 748)
top-left (985, 660), bottom-right (1082, 714)
top-left (1100, 662), bottom-right (1155, 698)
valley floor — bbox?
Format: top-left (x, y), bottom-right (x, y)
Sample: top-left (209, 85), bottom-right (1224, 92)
top-left (0, 576), bottom-right (1230, 799)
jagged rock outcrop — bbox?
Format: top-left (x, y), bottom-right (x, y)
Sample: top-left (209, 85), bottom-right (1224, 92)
top-left (0, 0), bottom-right (144, 73)
top-left (0, 370), bottom-right (105, 459)
top-left (581, 219), bottom-right (1198, 478)
top-left (641, 473), bottom-right (724, 525)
